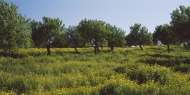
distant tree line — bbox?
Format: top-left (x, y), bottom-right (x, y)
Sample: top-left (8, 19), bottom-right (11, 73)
top-left (0, 0), bottom-right (190, 55)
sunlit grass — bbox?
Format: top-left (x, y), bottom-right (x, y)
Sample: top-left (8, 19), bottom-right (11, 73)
top-left (0, 46), bottom-right (190, 94)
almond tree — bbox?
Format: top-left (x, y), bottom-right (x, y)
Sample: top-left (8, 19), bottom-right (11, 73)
top-left (106, 24), bottom-right (126, 51)
top-left (65, 26), bottom-right (83, 53)
top-left (0, 0), bottom-right (31, 53)
top-left (126, 23), bottom-right (152, 50)
top-left (153, 24), bottom-right (175, 53)
top-left (78, 19), bottom-right (107, 54)
top-left (31, 17), bottom-right (64, 55)
top-left (170, 6), bottom-right (190, 50)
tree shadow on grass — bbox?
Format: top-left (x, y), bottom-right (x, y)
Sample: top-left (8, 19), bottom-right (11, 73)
top-left (0, 52), bottom-right (28, 58)
top-left (140, 53), bottom-right (173, 58)
top-left (139, 54), bottom-right (190, 73)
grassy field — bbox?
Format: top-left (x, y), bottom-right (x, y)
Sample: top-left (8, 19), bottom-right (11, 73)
top-left (0, 46), bottom-right (190, 95)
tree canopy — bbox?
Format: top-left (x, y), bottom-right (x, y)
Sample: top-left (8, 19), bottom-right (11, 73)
top-left (126, 23), bottom-right (152, 50)
top-left (65, 26), bottom-right (84, 53)
top-left (106, 24), bottom-right (126, 51)
top-left (2, 0), bottom-right (190, 54)
top-left (0, 0), bottom-right (31, 53)
top-left (170, 5), bottom-right (190, 49)
top-left (31, 17), bottom-right (65, 55)
top-left (78, 19), bottom-right (107, 54)
top-left (153, 24), bottom-right (176, 53)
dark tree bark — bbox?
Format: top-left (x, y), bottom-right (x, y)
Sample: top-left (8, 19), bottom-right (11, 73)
top-left (94, 45), bottom-right (99, 54)
top-left (74, 42), bottom-right (79, 53)
top-left (94, 46), bottom-right (97, 54)
top-left (97, 44), bottom-right (100, 53)
top-left (90, 40), bottom-right (100, 54)
top-left (139, 43), bottom-right (143, 50)
top-left (167, 44), bottom-right (170, 53)
top-left (46, 44), bottom-right (50, 56)
top-left (74, 47), bottom-right (79, 53)
top-left (109, 43), bottom-right (114, 51)
top-left (94, 40), bottom-right (99, 54)
top-left (111, 46), bottom-right (114, 51)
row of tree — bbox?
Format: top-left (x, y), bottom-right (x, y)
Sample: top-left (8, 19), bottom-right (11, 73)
top-left (0, 0), bottom-right (190, 55)
top-left (31, 18), bottom-right (126, 55)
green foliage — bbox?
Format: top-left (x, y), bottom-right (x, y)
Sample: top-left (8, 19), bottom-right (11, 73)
top-left (126, 65), bottom-right (176, 85)
top-left (39, 17), bottom-right (65, 46)
top-left (1, 1), bottom-right (190, 94)
top-left (153, 24), bottom-right (172, 44)
top-left (30, 20), bottom-right (43, 48)
top-left (153, 24), bottom-right (178, 52)
top-left (31, 17), bottom-right (65, 55)
top-left (0, 0), bottom-right (31, 53)
top-left (78, 19), bottom-right (126, 53)
top-left (139, 50), bottom-right (190, 73)
top-left (170, 5), bottom-right (190, 45)
top-left (106, 24), bottom-right (126, 51)
top-left (78, 19), bottom-right (108, 54)
top-left (126, 23), bottom-right (152, 50)
top-left (64, 26), bottom-right (84, 52)
top-left (174, 63), bottom-right (190, 73)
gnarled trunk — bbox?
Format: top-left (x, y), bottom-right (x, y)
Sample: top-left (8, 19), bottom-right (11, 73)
top-left (94, 46), bottom-right (97, 54)
top-left (94, 40), bottom-right (99, 54)
top-left (167, 44), bottom-right (170, 53)
top-left (74, 47), bottom-right (79, 53)
top-left (46, 44), bottom-right (50, 56)
top-left (97, 45), bottom-right (100, 53)
top-left (74, 42), bottom-right (79, 53)
top-left (111, 46), bottom-right (114, 51)
top-left (139, 43), bottom-right (143, 50)
top-left (110, 43), bottom-right (114, 51)
top-left (94, 45), bottom-right (99, 54)
top-left (90, 40), bottom-right (100, 54)
top-left (90, 41), bottom-right (97, 54)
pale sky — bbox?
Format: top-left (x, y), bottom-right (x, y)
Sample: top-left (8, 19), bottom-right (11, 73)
top-left (6, 0), bottom-right (190, 34)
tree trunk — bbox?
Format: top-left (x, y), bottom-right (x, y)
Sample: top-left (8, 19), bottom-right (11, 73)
top-left (94, 40), bottom-right (99, 54)
top-left (110, 44), bottom-right (114, 51)
top-left (97, 45), bottom-right (100, 53)
top-left (94, 46), bottom-right (97, 54)
top-left (89, 41), bottom-right (97, 54)
top-left (94, 45), bottom-right (100, 54)
top-left (167, 44), bottom-right (170, 53)
top-left (74, 47), bottom-right (79, 53)
top-left (111, 46), bottom-right (114, 51)
top-left (74, 43), bottom-right (79, 53)
top-left (139, 43), bottom-right (143, 50)
top-left (46, 44), bottom-right (50, 56)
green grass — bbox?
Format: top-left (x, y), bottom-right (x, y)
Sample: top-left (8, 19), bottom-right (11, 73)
top-left (0, 46), bottom-right (190, 95)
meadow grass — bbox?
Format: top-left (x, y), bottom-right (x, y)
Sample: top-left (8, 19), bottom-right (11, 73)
top-left (0, 46), bottom-right (190, 95)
